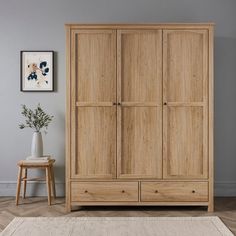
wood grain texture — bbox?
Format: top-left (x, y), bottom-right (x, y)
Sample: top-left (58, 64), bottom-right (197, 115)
top-left (46, 167), bottom-right (52, 205)
top-left (17, 159), bottom-right (55, 167)
top-left (22, 168), bottom-right (27, 199)
top-left (208, 26), bottom-right (214, 212)
top-left (141, 182), bottom-right (208, 202)
top-left (74, 107), bottom-right (116, 179)
top-left (15, 167), bottom-right (23, 205)
top-left (50, 166), bottom-right (56, 199)
top-left (118, 107), bottom-right (162, 178)
top-left (75, 30), bottom-right (116, 103)
top-left (70, 30), bottom-right (78, 211)
top-left (16, 160), bottom-right (56, 206)
top-left (117, 30), bottom-right (162, 179)
top-left (163, 29), bottom-right (209, 180)
top-left (70, 29), bottom-right (117, 180)
top-left (76, 102), bottom-right (113, 107)
top-left (71, 182), bottom-right (138, 202)
top-left (163, 107), bottom-right (207, 179)
top-left (119, 30), bottom-right (162, 103)
top-left (65, 23), bottom-right (214, 29)
top-left (70, 201), bottom-right (209, 206)
top-left (163, 30), bottom-right (208, 103)
top-left (66, 24), bottom-right (214, 211)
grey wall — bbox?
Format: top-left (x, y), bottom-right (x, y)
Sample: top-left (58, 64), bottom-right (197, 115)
top-left (0, 0), bottom-right (236, 196)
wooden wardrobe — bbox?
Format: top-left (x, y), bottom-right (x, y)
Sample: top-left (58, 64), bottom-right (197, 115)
top-left (66, 23), bottom-right (214, 212)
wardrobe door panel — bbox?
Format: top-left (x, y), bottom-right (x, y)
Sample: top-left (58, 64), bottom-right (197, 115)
top-left (118, 107), bottom-right (162, 178)
top-left (75, 30), bottom-right (116, 103)
top-left (117, 30), bottom-right (162, 179)
top-left (164, 30), bottom-right (208, 103)
top-left (163, 30), bottom-right (208, 179)
top-left (119, 30), bottom-right (162, 103)
top-left (71, 30), bottom-right (117, 179)
top-left (72, 107), bottom-right (116, 179)
top-left (164, 106), bottom-right (207, 178)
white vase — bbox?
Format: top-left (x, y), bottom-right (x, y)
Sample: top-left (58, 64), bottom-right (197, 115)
top-left (31, 131), bottom-right (43, 157)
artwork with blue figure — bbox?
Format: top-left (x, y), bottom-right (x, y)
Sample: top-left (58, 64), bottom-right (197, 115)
top-left (27, 61), bottom-right (49, 85)
top-left (28, 61), bottom-right (49, 83)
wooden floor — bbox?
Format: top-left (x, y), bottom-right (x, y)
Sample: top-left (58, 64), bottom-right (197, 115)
top-left (0, 197), bottom-right (236, 234)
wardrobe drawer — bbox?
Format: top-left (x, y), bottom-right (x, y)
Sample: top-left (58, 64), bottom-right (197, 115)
top-left (71, 182), bottom-right (139, 202)
top-left (141, 182), bottom-right (208, 202)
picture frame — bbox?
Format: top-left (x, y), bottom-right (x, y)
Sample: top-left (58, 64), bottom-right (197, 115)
top-left (20, 51), bottom-right (54, 92)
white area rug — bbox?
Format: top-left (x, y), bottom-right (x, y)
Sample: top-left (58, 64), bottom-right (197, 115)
top-left (1, 217), bottom-right (233, 236)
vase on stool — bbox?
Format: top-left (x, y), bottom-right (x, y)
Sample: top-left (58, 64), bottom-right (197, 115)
top-left (31, 131), bottom-right (43, 157)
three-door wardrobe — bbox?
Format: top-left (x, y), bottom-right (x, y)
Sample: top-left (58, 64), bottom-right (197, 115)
top-left (66, 23), bottom-right (214, 212)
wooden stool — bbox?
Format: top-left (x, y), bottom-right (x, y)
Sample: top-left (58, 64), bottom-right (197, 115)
top-left (16, 159), bottom-right (56, 206)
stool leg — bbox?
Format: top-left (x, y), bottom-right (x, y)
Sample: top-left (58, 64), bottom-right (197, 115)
top-left (23, 168), bottom-right (27, 199)
top-left (46, 167), bottom-right (52, 205)
top-left (16, 166), bottom-right (23, 205)
top-left (50, 166), bottom-right (56, 198)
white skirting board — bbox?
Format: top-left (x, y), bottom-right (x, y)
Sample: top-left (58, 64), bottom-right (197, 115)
top-left (0, 181), bottom-right (65, 197)
top-left (0, 181), bottom-right (235, 197)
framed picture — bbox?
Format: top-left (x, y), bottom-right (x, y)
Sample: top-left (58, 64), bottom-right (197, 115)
top-left (21, 51), bottom-right (54, 92)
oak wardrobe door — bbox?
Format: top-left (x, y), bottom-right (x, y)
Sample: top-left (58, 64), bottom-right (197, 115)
top-left (71, 30), bottom-right (116, 179)
top-left (163, 30), bottom-right (208, 179)
top-left (117, 30), bottom-right (163, 179)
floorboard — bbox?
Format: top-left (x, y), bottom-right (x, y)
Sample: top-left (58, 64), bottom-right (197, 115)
top-left (0, 197), bottom-right (236, 234)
